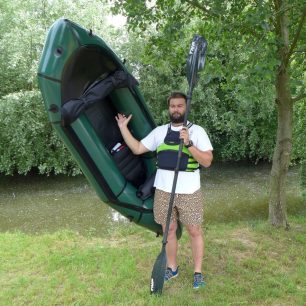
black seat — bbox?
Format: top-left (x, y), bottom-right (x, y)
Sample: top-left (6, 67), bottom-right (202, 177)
top-left (85, 99), bottom-right (122, 151)
top-left (85, 100), bottom-right (146, 187)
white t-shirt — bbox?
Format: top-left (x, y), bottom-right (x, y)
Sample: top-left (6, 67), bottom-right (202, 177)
top-left (141, 122), bottom-right (213, 194)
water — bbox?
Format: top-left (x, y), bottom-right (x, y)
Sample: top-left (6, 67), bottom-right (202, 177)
top-left (0, 163), bottom-right (304, 236)
top-left (202, 162), bottom-right (304, 222)
top-left (0, 175), bottom-right (119, 236)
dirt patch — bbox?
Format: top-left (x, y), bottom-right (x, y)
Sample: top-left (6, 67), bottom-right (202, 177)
top-left (228, 228), bottom-right (258, 262)
top-left (230, 228), bottom-right (257, 249)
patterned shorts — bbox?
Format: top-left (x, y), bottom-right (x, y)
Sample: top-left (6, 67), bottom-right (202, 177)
top-left (153, 189), bottom-right (204, 225)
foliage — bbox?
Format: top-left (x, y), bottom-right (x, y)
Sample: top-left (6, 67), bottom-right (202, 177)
top-left (0, 0), bottom-right (305, 174)
top-left (0, 90), bottom-right (80, 175)
top-left (0, 0), bottom-right (128, 174)
top-left (301, 160), bottom-right (306, 187)
top-left (115, 11), bottom-right (279, 162)
top-left (0, 0), bottom-right (122, 98)
top-left (111, 0), bottom-right (306, 163)
top-left (292, 101), bottom-right (306, 162)
top-left (300, 159), bottom-right (306, 199)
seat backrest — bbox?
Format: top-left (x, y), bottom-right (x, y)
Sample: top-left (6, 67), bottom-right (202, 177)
top-left (85, 99), bottom-right (122, 150)
top-left (85, 99), bottom-right (146, 187)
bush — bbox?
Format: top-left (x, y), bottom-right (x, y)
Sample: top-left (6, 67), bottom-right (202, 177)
top-left (300, 160), bottom-right (306, 199)
top-left (292, 101), bottom-right (306, 162)
top-left (140, 68), bottom-right (277, 162)
top-left (0, 90), bottom-right (81, 175)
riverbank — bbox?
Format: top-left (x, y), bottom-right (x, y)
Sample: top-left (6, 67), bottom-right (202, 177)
top-left (0, 163), bottom-right (305, 305)
top-left (0, 217), bottom-right (305, 305)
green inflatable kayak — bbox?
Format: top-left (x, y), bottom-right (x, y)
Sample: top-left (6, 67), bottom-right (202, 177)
top-left (37, 19), bottom-right (166, 235)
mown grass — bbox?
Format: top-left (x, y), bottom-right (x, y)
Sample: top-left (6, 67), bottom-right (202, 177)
top-left (0, 216), bottom-right (305, 306)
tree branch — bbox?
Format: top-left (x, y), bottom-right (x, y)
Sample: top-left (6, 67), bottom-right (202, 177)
top-left (293, 47), bottom-right (306, 53)
top-left (186, 0), bottom-right (264, 39)
top-left (292, 93), bottom-right (306, 103)
top-left (285, 7), bottom-right (306, 67)
top-left (184, 0), bottom-right (220, 18)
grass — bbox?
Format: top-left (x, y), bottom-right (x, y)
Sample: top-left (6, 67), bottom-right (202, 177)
top-left (0, 163), bottom-right (305, 305)
top-left (0, 216), bottom-right (305, 305)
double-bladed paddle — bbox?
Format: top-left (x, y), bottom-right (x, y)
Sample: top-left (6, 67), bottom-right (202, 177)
top-left (150, 35), bottom-right (207, 295)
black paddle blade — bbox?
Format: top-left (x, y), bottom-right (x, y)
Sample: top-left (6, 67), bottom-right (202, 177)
top-left (150, 246), bottom-right (167, 294)
top-left (186, 35), bottom-right (207, 90)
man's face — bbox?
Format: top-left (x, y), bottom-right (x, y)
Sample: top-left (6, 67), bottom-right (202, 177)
top-left (168, 97), bottom-right (186, 124)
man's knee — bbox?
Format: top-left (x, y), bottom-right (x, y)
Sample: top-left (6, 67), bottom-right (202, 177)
top-left (163, 222), bottom-right (177, 237)
top-left (186, 224), bottom-right (202, 238)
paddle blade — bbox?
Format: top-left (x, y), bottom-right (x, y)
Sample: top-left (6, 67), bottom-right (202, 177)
top-left (150, 247), bottom-right (167, 294)
top-left (186, 35), bottom-right (207, 89)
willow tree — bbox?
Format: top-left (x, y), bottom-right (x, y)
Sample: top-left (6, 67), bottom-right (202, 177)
top-left (111, 0), bottom-right (306, 228)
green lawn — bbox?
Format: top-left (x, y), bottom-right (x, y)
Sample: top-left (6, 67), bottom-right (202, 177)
top-left (1, 216), bottom-right (305, 306)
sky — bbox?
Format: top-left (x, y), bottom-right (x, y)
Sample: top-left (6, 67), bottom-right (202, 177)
top-left (106, 14), bottom-right (127, 28)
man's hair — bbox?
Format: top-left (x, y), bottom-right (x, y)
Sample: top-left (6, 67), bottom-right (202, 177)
top-left (167, 91), bottom-right (187, 106)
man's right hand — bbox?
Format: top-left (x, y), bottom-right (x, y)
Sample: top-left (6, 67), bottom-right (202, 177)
top-left (115, 113), bottom-right (132, 129)
top-left (115, 113), bottom-right (150, 155)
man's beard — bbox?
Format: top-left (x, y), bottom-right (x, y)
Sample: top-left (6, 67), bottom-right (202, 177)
top-left (169, 112), bottom-right (185, 124)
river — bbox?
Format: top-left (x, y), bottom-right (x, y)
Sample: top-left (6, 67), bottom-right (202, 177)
top-left (0, 162), bottom-right (303, 236)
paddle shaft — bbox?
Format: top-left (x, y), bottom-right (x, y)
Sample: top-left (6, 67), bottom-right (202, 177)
top-left (162, 40), bottom-right (198, 245)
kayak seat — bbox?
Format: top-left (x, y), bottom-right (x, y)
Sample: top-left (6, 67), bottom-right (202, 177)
top-left (112, 144), bottom-right (146, 187)
top-left (85, 99), bottom-right (146, 187)
top-left (85, 98), bottom-right (122, 151)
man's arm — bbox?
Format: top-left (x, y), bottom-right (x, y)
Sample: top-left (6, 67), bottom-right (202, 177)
top-left (115, 113), bottom-right (149, 155)
top-left (180, 127), bottom-right (213, 167)
top-left (187, 147), bottom-right (213, 167)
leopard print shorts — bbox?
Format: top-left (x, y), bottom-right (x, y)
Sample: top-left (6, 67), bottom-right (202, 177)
top-left (153, 189), bottom-right (204, 225)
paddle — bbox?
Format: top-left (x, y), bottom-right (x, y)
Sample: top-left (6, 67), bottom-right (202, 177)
top-left (150, 35), bottom-right (207, 295)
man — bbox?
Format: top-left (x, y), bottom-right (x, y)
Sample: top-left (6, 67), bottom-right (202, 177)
top-left (115, 91), bottom-right (213, 289)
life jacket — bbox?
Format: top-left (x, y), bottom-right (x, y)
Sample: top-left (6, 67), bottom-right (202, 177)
top-left (156, 123), bottom-right (199, 172)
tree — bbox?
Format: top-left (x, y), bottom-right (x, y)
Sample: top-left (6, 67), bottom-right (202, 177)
top-left (0, 0), bottom-right (125, 98)
top-left (0, 0), bottom-right (128, 174)
top-left (111, 0), bottom-right (306, 228)
top-left (269, 0), bottom-right (305, 228)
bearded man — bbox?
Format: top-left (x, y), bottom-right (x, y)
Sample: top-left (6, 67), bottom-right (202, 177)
top-left (115, 91), bottom-right (213, 289)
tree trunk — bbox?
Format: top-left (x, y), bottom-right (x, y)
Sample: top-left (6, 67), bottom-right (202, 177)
top-left (269, 0), bottom-right (292, 228)
top-left (269, 86), bottom-right (292, 228)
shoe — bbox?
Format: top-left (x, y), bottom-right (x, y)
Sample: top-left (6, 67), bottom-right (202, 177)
top-left (164, 266), bottom-right (179, 281)
top-left (193, 273), bottom-right (206, 289)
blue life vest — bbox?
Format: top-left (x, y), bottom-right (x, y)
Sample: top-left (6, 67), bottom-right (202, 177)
top-left (156, 123), bottom-right (199, 172)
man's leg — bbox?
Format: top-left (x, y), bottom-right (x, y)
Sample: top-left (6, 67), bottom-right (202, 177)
top-left (185, 224), bottom-right (204, 273)
top-left (162, 220), bottom-right (178, 270)
top-left (153, 189), bottom-right (179, 280)
top-left (176, 191), bottom-right (206, 288)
